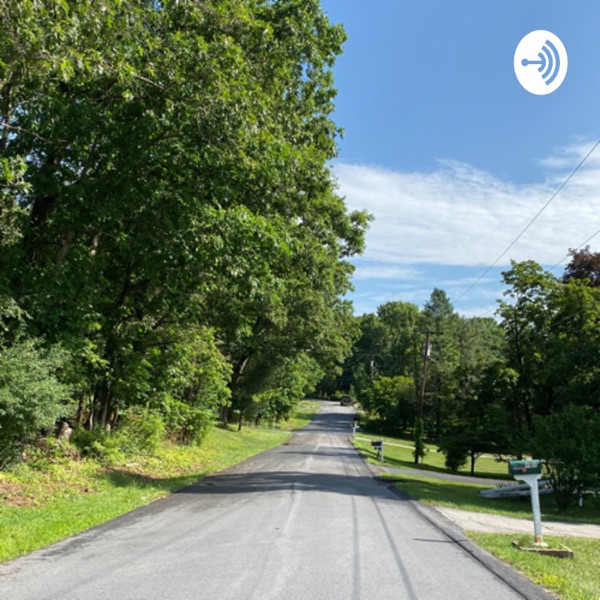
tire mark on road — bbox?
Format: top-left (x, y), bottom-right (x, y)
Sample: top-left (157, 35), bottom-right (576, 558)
top-left (351, 496), bottom-right (362, 600)
top-left (370, 497), bottom-right (418, 600)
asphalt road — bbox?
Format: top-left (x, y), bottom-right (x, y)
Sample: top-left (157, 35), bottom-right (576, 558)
top-left (0, 403), bottom-right (551, 600)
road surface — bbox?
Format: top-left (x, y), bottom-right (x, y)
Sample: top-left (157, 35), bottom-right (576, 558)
top-left (0, 403), bottom-right (550, 599)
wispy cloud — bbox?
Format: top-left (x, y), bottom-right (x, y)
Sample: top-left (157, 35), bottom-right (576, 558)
top-left (335, 141), bottom-right (600, 268)
top-left (353, 265), bottom-right (421, 280)
top-left (338, 140), bottom-right (600, 316)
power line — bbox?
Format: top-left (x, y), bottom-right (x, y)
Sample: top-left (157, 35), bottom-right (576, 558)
top-left (453, 140), bottom-right (600, 306)
top-left (548, 227), bottom-right (600, 274)
top-left (475, 227), bottom-right (600, 321)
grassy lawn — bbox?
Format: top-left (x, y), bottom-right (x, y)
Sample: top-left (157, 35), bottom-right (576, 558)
top-left (354, 432), bottom-right (512, 479)
top-left (384, 473), bottom-right (600, 524)
top-left (279, 400), bottom-right (322, 431)
top-left (384, 473), bottom-right (600, 600)
top-left (0, 423), bottom-right (298, 564)
top-left (469, 533), bottom-right (600, 600)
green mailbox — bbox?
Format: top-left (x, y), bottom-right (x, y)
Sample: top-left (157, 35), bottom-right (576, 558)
top-left (508, 459), bottom-right (542, 477)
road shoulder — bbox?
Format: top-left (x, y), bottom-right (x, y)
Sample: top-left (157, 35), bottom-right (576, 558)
top-left (354, 440), bottom-right (556, 600)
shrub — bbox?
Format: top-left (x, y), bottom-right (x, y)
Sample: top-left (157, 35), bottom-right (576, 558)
top-left (72, 407), bottom-right (166, 462)
top-left (115, 407), bottom-right (165, 455)
top-left (533, 406), bottom-right (600, 514)
top-left (71, 428), bottom-right (123, 463)
top-left (0, 338), bottom-right (70, 468)
top-left (162, 397), bottom-right (214, 445)
top-left (438, 432), bottom-right (469, 472)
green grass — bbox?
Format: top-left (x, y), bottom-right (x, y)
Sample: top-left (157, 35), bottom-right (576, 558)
top-left (389, 474), bottom-right (600, 598)
top-left (469, 533), bottom-right (600, 600)
top-left (385, 474), bottom-right (600, 524)
top-left (0, 425), bottom-right (290, 563)
top-left (278, 400), bottom-right (322, 431)
top-left (354, 432), bottom-right (511, 479)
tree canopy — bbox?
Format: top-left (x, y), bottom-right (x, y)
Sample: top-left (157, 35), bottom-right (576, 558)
top-left (0, 0), bottom-right (369, 461)
top-left (327, 256), bottom-right (600, 498)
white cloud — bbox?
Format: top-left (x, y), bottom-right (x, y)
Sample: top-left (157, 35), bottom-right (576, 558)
top-left (335, 142), bottom-right (600, 267)
top-left (352, 265), bottom-right (421, 280)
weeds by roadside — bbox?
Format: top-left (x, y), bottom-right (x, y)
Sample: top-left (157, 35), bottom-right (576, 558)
top-left (469, 532), bottom-right (600, 600)
top-left (0, 417), bottom-right (317, 564)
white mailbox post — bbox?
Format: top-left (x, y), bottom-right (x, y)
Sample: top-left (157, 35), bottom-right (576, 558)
top-left (509, 459), bottom-right (545, 545)
top-left (371, 439), bottom-right (384, 462)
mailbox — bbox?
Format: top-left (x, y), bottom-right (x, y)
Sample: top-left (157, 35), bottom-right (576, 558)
top-left (371, 440), bottom-right (383, 448)
top-left (508, 459), bottom-right (542, 476)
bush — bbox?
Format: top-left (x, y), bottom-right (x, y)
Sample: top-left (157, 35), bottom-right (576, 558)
top-left (162, 396), bottom-right (214, 445)
top-left (413, 417), bottom-right (427, 464)
top-left (115, 407), bottom-right (165, 455)
top-left (533, 406), bottom-right (600, 514)
top-left (71, 428), bottom-right (123, 463)
top-left (72, 407), bottom-right (166, 462)
top-left (0, 338), bottom-right (70, 468)
top-left (438, 432), bottom-right (469, 472)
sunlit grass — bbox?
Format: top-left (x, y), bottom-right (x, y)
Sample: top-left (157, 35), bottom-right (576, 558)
top-left (0, 425), bottom-right (289, 563)
top-left (279, 400), bottom-right (321, 431)
top-left (469, 533), bottom-right (600, 600)
top-left (385, 473), bottom-right (600, 524)
top-left (354, 431), bottom-right (511, 479)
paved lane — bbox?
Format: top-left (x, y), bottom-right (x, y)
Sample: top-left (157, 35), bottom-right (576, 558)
top-left (0, 403), bottom-right (548, 599)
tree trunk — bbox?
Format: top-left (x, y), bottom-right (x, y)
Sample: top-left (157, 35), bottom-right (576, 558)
top-left (219, 404), bottom-right (229, 424)
top-left (95, 377), bottom-right (112, 430)
top-left (237, 397), bottom-right (250, 432)
top-left (222, 354), bottom-right (252, 425)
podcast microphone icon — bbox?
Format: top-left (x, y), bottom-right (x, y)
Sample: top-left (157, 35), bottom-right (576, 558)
top-left (514, 31), bottom-right (567, 95)
top-left (520, 39), bottom-right (561, 86)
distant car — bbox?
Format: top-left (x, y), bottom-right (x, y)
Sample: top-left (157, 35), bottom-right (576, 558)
top-left (340, 396), bottom-right (353, 406)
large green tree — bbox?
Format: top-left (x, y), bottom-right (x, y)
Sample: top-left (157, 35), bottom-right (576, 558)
top-left (419, 288), bottom-right (459, 437)
top-left (1, 0), bottom-right (368, 435)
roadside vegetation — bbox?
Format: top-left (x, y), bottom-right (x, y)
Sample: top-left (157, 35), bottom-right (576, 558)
top-left (321, 253), bottom-right (600, 515)
top-left (354, 432), bottom-right (511, 479)
top-left (355, 423), bottom-right (600, 598)
top-left (0, 400), bottom-right (320, 564)
top-left (469, 533), bottom-right (600, 600)
top-left (0, 0), bottom-right (367, 481)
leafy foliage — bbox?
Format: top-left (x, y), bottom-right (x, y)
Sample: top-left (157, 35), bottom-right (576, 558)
top-left (0, 0), bottom-right (366, 455)
top-left (563, 245), bottom-right (600, 287)
top-left (533, 406), bottom-right (600, 514)
top-left (362, 376), bottom-right (415, 434)
top-left (331, 255), bottom-right (600, 513)
top-left (0, 337), bottom-right (70, 467)
top-left (413, 417), bottom-right (427, 464)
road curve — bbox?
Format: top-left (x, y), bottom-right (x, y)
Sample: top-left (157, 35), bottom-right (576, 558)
top-left (0, 403), bottom-right (550, 599)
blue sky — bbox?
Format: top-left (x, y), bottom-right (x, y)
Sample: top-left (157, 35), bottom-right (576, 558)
top-left (320, 1), bottom-right (600, 317)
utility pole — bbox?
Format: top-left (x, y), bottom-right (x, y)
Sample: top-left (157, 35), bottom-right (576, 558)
top-left (417, 332), bottom-right (431, 420)
top-left (414, 330), bottom-right (440, 464)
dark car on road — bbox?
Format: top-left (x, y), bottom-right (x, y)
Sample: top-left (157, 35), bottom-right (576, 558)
top-left (340, 396), bottom-right (353, 406)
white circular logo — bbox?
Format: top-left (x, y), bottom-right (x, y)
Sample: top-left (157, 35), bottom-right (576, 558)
top-left (514, 30), bottom-right (568, 95)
